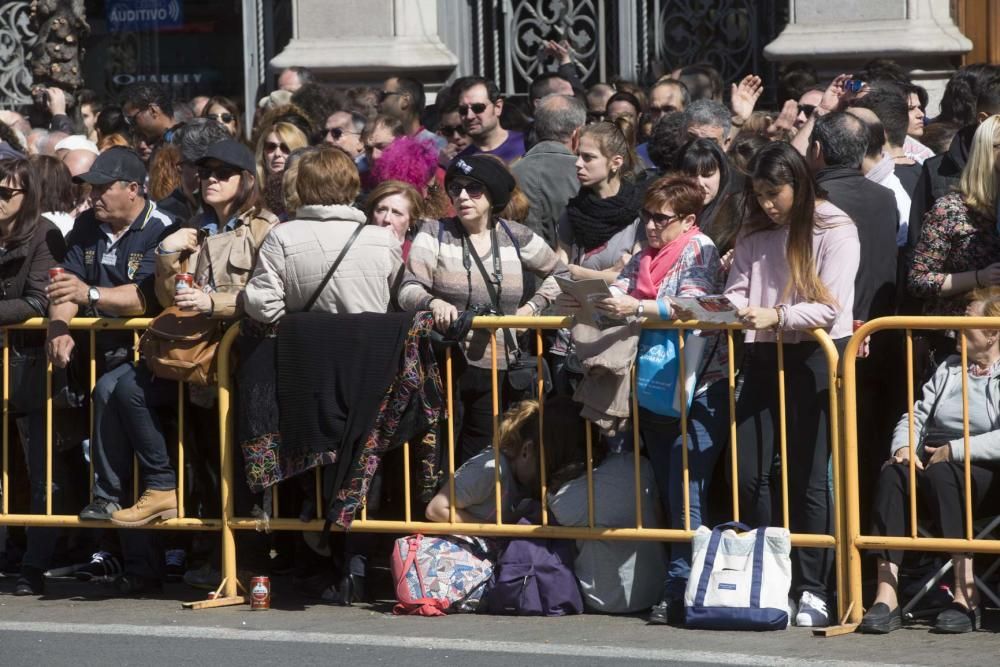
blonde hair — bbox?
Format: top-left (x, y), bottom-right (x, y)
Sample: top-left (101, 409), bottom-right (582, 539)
top-left (255, 121), bottom-right (309, 185)
top-left (579, 116), bottom-right (640, 181)
top-left (959, 114), bottom-right (1000, 216)
top-left (968, 286), bottom-right (1000, 317)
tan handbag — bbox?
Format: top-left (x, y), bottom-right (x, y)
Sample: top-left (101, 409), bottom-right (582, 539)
top-left (140, 306), bottom-right (221, 385)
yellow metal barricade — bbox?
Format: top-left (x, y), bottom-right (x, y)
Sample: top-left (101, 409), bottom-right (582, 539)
top-left (0, 319), bottom-right (224, 589)
top-left (842, 316), bottom-right (1000, 627)
top-left (216, 316), bottom-right (847, 618)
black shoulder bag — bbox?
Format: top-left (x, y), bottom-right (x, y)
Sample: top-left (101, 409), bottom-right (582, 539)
top-left (301, 222), bottom-right (366, 312)
top-left (464, 228), bottom-right (551, 398)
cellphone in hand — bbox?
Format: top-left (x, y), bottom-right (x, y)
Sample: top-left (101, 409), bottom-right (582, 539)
top-left (843, 79), bottom-right (865, 93)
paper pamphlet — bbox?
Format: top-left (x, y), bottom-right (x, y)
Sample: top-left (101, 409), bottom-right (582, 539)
top-left (668, 295), bottom-right (740, 324)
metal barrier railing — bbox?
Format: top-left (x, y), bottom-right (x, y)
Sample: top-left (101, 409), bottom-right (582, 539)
top-left (216, 315), bottom-right (846, 618)
top-left (842, 316), bottom-right (1000, 628)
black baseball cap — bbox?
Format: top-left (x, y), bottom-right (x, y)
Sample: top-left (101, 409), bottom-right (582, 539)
top-left (73, 146), bottom-right (146, 185)
top-left (195, 139), bottom-right (256, 174)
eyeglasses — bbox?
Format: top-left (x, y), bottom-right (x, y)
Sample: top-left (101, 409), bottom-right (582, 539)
top-left (458, 103), bottom-right (489, 116)
top-left (0, 186), bottom-right (24, 201)
top-left (378, 90), bottom-right (402, 103)
top-left (197, 165), bottom-right (241, 181)
top-left (124, 105), bottom-right (148, 127)
top-left (640, 209), bottom-right (682, 229)
top-left (437, 124), bottom-right (467, 137)
top-left (648, 104), bottom-right (678, 115)
top-left (207, 113), bottom-right (235, 124)
top-left (326, 127), bottom-right (358, 140)
top-left (798, 104), bottom-right (816, 117)
top-left (446, 182), bottom-right (486, 199)
top-left (263, 141), bottom-right (291, 154)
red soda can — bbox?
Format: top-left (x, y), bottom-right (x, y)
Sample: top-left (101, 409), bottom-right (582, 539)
top-left (249, 576), bottom-right (271, 610)
top-left (853, 319), bottom-right (864, 332)
top-left (206, 591), bottom-right (218, 600)
top-left (48, 267), bottom-right (65, 281)
top-left (175, 273), bottom-right (194, 293)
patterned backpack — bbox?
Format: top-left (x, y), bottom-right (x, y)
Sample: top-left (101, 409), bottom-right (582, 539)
top-left (391, 534), bottom-right (494, 616)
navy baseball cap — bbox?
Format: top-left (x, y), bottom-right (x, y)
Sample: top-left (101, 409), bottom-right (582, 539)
top-left (74, 146), bottom-right (146, 185)
top-left (196, 139), bottom-right (256, 174)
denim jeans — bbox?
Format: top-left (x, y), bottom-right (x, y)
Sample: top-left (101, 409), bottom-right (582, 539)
top-left (639, 379), bottom-right (729, 599)
top-left (92, 363), bottom-right (178, 503)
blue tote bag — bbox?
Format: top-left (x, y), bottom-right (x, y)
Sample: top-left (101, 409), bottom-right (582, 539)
top-left (635, 329), bottom-right (704, 417)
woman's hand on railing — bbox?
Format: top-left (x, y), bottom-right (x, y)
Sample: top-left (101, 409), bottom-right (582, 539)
top-left (430, 298), bottom-right (458, 333)
top-left (46, 322), bottom-right (75, 368)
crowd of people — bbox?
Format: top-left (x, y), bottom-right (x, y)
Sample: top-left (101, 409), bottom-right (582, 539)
top-left (1, 49), bottom-right (1000, 634)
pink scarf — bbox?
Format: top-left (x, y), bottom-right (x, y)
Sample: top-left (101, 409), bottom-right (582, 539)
top-left (633, 226), bottom-right (700, 299)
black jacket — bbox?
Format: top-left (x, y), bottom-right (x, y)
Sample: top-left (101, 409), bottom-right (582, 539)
top-left (0, 218), bottom-right (66, 326)
top-left (815, 167), bottom-right (898, 322)
top-left (907, 124), bottom-right (974, 249)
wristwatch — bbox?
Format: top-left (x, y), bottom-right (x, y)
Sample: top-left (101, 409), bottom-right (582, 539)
top-left (87, 286), bottom-right (101, 308)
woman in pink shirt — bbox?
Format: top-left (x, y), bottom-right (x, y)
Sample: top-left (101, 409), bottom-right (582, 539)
top-left (724, 141), bottom-right (860, 629)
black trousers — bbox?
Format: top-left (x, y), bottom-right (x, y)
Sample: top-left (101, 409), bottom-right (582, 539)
top-left (453, 365), bottom-right (508, 467)
top-left (735, 341), bottom-right (841, 600)
top-left (872, 460), bottom-right (1000, 565)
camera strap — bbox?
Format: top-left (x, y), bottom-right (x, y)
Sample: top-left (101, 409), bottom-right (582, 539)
top-left (464, 225), bottom-right (517, 364)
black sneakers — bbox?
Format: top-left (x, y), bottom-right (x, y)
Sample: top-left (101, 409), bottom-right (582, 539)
top-left (13, 566), bottom-right (44, 596)
top-left (74, 551), bottom-right (124, 582)
top-left (78, 498), bottom-right (122, 521)
top-left (648, 597), bottom-right (686, 626)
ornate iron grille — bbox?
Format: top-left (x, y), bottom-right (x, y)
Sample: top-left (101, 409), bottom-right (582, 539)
top-left (0, 2), bottom-right (38, 108)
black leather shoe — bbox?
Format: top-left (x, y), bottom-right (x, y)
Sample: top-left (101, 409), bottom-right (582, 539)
top-left (113, 573), bottom-right (163, 596)
top-left (13, 567), bottom-right (44, 596)
top-left (858, 602), bottom-right (902, 634)
top-left (932, 602), bottom-right (981, 633)
top-left (338, 573), bottom-right (366, 606)
top-left (648, 597), bottom-right (685, 626)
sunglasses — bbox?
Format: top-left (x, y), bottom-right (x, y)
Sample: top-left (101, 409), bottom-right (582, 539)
top-left (207, 112), bottom-right (235, 124)
top-left (326, 127), bottom-right (358, 140)
top-left (458, 103), bottom-right (489, 116)
top-left (437, 124), bottom-right (467, 137)
top-left (798, 104), bottom-right (816, 117)
top-left (640, 209), bottom-right (682, 229)
top-left (0, 186), bottom-right (24, 201)
top-left (197, 165), bottom-right (241, 181)
top-left (263, 141), bottom-right (291, 154)
top-left (446, 182), bottom-right (486, 199)
top-left (124, 105), bottom-right (148, 127)
top-left (379, 90), bottom-right (402, 103)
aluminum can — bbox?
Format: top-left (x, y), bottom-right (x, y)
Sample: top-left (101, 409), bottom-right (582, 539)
top-left (48, 267), bottom-right (65, 281)
top-left (175, 273), bottom-right (194, 293)
top-left (250, 576), bottom-right (271, 610)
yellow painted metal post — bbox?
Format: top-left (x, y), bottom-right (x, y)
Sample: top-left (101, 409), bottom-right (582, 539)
top-left (177, 382), bottom-right (185, 519)
top-left (727, 329), bottom-right (739, 522)
top-left (217, 325), bottom-right (240, 600)
top-left (491, 331), bottom-right (501, 525)
top-left (777, 334), bottom-right (790, 529)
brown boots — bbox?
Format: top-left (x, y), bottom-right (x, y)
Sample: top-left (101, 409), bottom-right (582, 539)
top-left (110, 489), bottom-right (178, 527)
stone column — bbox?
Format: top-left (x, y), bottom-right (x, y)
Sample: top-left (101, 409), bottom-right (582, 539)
top-left (764, 0), bottom-right (972, 113)
top-left (270, 0), bottom-right (458, 94)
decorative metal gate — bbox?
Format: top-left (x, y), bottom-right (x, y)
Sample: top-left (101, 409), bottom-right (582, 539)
top-left (469, 0), bottom-right (788, 105)
top-left (0, 2), bottom-right (37, 108)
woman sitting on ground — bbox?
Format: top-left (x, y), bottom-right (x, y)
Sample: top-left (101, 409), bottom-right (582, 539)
top-left (860, 287), bottom-right (1000, 635)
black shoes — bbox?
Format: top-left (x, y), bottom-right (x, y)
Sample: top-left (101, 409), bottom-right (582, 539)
top-left (932, 602), bottom-right (981, 634)
top-left (858, 602), bottom-right (902, 634)
top-left (78, 498), bottom-right (122, 521)
top-left (113, 573), bottom-right (163, 596)
top-left (648, 597), bottom-right (685, 626)
top-left (13, 566), bottom-right (44, 596)
top-left (75, 551), bottom-right (124, 582)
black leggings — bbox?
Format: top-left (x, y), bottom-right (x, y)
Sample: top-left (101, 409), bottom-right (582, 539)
top-left (872, 460), bottom-right (1000, 565)
top-left (735, 340), bottom-right (841, 600)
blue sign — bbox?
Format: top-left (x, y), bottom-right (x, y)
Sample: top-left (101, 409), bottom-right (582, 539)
top-left (106, 0), bottom-right (184, 33)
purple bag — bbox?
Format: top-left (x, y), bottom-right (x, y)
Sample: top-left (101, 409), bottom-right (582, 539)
top-left (483, 520), bottom-right (583, 616)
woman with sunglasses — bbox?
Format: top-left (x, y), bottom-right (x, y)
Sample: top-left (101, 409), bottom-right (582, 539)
top-left (723, 142), bottom-right (859, 628)
top-left (436, 103), bottom-right (471, 166)
top-left (398, 155), bottom-right (568, 466)
top-left (1, 158), bottom-right (68, 596)
top-left (254, 119), bottom-right (308, 216)
top-left (577, 176), bottom-right (727, 624)
top-left (201, 95), bottom-right (242, 139)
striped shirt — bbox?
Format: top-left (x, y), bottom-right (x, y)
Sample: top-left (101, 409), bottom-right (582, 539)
top-left (399, 217), bottom-right (569, 369)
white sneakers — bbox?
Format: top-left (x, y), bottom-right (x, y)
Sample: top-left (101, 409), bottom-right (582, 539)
top-left (794, 591), bottom-right (829, 627)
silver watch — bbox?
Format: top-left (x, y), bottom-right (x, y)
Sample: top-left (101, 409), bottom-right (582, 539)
top-left (87, 286), bottom-right (101, 308)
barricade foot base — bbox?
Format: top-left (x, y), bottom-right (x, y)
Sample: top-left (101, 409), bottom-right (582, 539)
top-left (813, 623), bottom-right (859, 637)
top-left (182, 595), bottom-right (247, 610)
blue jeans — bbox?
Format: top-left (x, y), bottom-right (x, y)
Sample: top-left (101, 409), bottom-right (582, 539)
top-left (639, 379), bottom-right (729, 599)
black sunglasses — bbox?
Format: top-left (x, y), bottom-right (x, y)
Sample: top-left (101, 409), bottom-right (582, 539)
top-left (0, 186), bottom-right (24, 201)
top-left (446, 181), bottom-right (486, 199)
top-left (207, 112), bottom-right (235, 124)
top-left (798, 104), bottom-right (816, 117)
top-left (437, 124), bottom-right (467, 137)
top-left (197, 165), bottom-right (241, 181)
top-left (263, 141), bottom-right (291, 154)
top-left (124, 105), bottom-right (148, 127)
top-left (379, 90), bottom-right (402, 103)
top-left (458, 103), bottom-right (489, 116)
top-left (326, 127), bottom-right (358, 140)
top-left (640, 209), bottom-right (682, 228)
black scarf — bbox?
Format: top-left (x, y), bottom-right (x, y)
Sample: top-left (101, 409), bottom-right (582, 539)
top-left (565, 179), bottom-right (642, 252)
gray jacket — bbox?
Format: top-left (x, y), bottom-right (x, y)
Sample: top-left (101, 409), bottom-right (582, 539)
top-left (511, 141), bottom-right (579, 248)
top-left (891, 355), bottom-right (1000, 463)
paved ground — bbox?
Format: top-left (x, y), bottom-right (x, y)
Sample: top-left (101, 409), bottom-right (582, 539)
top-left (1, 577), bottom-right (999, 666)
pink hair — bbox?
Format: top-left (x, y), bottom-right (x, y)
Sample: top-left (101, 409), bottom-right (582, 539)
top-left (370, 135), bottom-right (438, 193)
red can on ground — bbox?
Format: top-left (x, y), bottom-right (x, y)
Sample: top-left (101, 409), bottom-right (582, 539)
top-left (250, 576), bottom-right (271, 610)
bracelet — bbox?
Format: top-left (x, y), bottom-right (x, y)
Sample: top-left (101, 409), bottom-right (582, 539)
top-left (656, 298), bottom-right (670, 320)
top-left (976, 269), bottom-right (985, 288)
top-left (774, 305), bottom-right (786, 330)
top-left (636, 301), bottom-right (645, 318)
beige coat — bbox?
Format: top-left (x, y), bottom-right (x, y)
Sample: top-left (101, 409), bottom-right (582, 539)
top-left (155, 207), bottom-right (279, 319)
top-left (243, 204), bottom-right (403, 322)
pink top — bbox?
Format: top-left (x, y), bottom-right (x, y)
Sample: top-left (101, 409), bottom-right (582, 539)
top-left (724, 200), bottom-right (860, 343)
